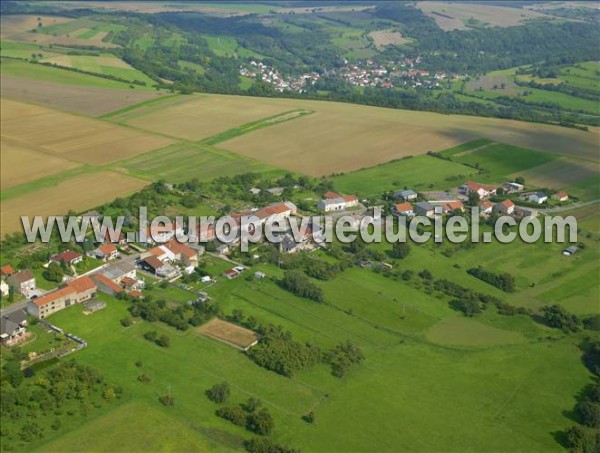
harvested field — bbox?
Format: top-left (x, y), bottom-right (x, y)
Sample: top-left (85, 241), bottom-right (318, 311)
top-left (1, 171), bottom-right (147, 235)
top-left (216, 97), bottom-right (600, 176)
top-left (416, 2), bottom-right (552, 31)
top-left (466, 72), bottom-right (521, 95)
top-left (41, 54), bottom-right (131, 69)
top-left (513, 158), bottom-right (599, 189)
top-left (113, 94), bottom-right (303, 140)
top-left (0, 136), bottom-right (81, 189)
top-left (0, 15), bottom-right (73, 39)
top-left (1, 98), bottom-right (173, 165)
top-left (1, 74), bottom-right (165, 116)
top-left (369, 30), bottom-right (410, 49)
top-left (198, 318), bottom-right (259, 350)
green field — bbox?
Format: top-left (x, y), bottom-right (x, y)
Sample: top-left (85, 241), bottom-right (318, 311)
top-left (1, 58), bottom-right (154, 91)
top-left (332, 154), bottom-right (479, 197)
top-left (31, 259), bottom-right (593, 452)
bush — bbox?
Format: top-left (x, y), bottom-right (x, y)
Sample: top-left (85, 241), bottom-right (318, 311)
top-left (216, 406), bottom-right (247, 426)
top-left (206, 382), bottom-right (230, 404)
top-left (120, 318), bottom-right (133, 327)
top-left (156, 335), bottom-right (170, 348)
top-left (159, 395), bottom-right (175, 406)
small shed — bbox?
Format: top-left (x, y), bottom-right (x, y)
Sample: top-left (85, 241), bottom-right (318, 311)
top-left (562, 246), bottom-right (578, 256)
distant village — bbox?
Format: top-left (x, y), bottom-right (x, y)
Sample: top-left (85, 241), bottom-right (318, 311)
top-left (240, 57), bottom-right (455, 93)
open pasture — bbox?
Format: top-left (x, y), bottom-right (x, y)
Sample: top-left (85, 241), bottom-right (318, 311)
top-left (1, 73), bottom-right (165, 116)
top-left (426, 316), bottom-right (526, 346)
top-left (0, 15), bottom-right (73, 39)
top-left (0, 136), bottom-right (81, 189)
top-left (416, 2), bottom-right (553, 31)
top-left (514, 158), bottom-right (599, 192)
top-left (1, 171), bottom-right (146, 235)
top-left (1, 98), bottom-right (173, 165)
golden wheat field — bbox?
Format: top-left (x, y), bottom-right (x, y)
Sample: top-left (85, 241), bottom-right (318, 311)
top-left (1, 171), bottom-right (147, 235)
top-left (112, 94), bottom-right (303, 140)
top-left (0, 136), bottom-right (81, 189)
top-left (1, 98), bottom-right (173, 165)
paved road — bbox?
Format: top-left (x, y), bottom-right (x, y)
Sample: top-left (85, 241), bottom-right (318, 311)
top-left (538, 199), bottom-right (600, 214)
top-left (0, 300), bottom-right (29, 318)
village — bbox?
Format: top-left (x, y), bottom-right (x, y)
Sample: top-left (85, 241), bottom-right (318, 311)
top-left (0, 174), bottom-right (576, 350)
top-left (239, 56), bottom-right (453, 92)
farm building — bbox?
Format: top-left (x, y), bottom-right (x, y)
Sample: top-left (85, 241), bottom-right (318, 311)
top-left (395, 189), bottom-right (417, 201)
top-left (422, 191), bottom-right (456, 203)
top-left (140, 256), bottom-right (179, 279)
top-left (101, 261), bottom-right (136, 284)
top-left (224, 268), bottom-right (240, 280)
top-left (92, 274), bottom-right (123, 296)
top-left (461, 181), bottom-right (498, 199)
top-left (28, 277), bottom-right (97, 319)
top-left (503, 182), bottom-right (524, 193)
top-left (318, 195), bottom-right (359, 212)
top-left (414, 202), bottom-right (435, 217)
top-left (442, 201), bottom-right (464, 214)
top-left (83, 300), bottom-right (107, 314)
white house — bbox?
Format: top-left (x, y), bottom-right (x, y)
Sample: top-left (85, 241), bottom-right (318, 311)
top-left (528, 192), bottom-right (548, 204)
top-left (318, 195), bottom-right (358, 212)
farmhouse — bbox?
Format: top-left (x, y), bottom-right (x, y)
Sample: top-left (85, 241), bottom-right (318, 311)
top-left (0, 264), bottom-right (15, 278)
top-left (395, 189), bottom-right (417, 201)
top-left (28, 276), bottom-right (97, 319)
top-left (0, 310), bottom-right (28, 346)
top-left (528, 192), bottom-right (548, 204)
top-left (442, 201), bottom-right (464, 214)
top-left (94, 243), bottom-right (119, 261)
top-left (494, 199), bottom-right (515, 215)
top-left (50, 250), bottom-right (83, 266)
top-left (318, 195), bottom-right (359, 212)
top-left (394, 202), bottom-right (414, 217)
top-left (478, 200), bottom-right (494, 215)
top-left (461, 181), bottom-right (498, 199)
top-left (414, 202), bottom-right (435, 217)
top-left (7, 270), bottom-right (36, 297)
top-left (553, 191), bottom-right (569, 202)
top-left (253, 201), bottom-right (297, 225)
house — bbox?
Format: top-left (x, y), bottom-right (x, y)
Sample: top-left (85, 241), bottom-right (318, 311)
top-left (28, 276), bottom-right (97, 319)
top-left (461, 181), bottom-right (498, 199)
top-left (0, 280), bottom-right (9, 297)
top-left (94, 243), bottom-right (119, 261)
top-left (252, 201), bottom-right (297, 225)
top-left (101, 261), bottom-right (136, 284)
top-left (120, 276), bottom-right (143, 292)
top-left (414, 202), bottom-right (435, 217)
top-left (553, 191), bottom-right (569, 202)
top-left (224, 268), bottom-right (240, 280)
top-left (394, 202), bottom-right (414, 217)
top-left (164, 240), bottom-right (199, 272)
top-left (50, 250), bottom-right (83, 266)
top-left (280, 234), bottom-right (304, 254)
top-left (92, 274), bottom-right (123, 297)
top-left (318, 195), bottom-right (359, 212)
top-left (7, 270), bottom-right (36, 297)
top-left (395, 189), bottom-right (417, 201)
top-left (0, 310), bottom-right (28, 346)
top-left (0, 264), bottom-right (15, 278)
top-left (442, 201), bottom-right (464, 214)
top-left (528, 192), bottom-right (548, 204)
top-left (562, 245), bottom-right (578, 256)
top-left (494, 199), bottom-right (515, 215)
top-left (478, 200), bottom-right (494, 215)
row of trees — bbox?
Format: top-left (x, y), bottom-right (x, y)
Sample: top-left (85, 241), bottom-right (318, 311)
top-left (280, 270), bottom-right (324, 303)
top-left (467, 267), bottom-right (516, 293)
